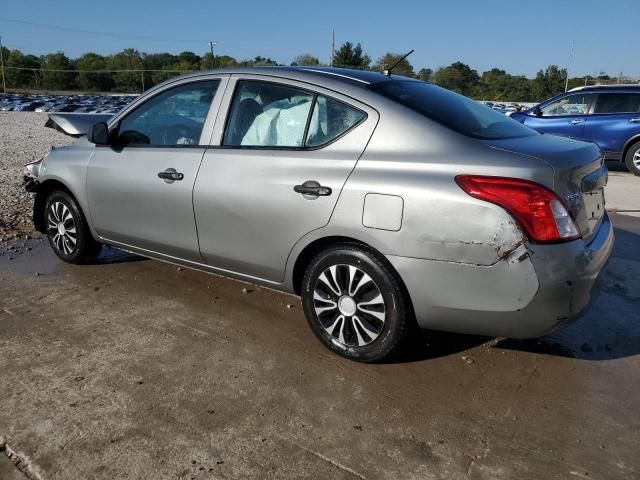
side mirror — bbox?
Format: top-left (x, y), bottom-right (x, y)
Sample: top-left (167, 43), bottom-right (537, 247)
top-left (532, 107), bottom-right (542, 117)
top-left (88, 122), bottom-right (110, 145)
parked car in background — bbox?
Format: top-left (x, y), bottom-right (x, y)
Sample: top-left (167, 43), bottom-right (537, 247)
top-left (510, 85), bottom-right (640, 175)
top-left (23, 67), bottom-right (613, 362)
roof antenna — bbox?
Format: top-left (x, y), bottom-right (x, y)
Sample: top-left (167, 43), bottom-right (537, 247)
top-left (382, 49), bottom-right (414, 76)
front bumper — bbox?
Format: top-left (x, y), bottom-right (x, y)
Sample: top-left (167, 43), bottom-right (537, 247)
top-left (22, 174), bottom-right (40, 193)
top-left (387, 213), bottom-right (614, 338)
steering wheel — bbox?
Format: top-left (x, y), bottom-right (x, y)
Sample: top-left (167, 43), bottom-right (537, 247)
top-left (162, 124), bottom-right (198, 145)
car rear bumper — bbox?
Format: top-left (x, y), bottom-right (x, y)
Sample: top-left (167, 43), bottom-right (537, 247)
top-left (387, 213), bottom-right (614, 338)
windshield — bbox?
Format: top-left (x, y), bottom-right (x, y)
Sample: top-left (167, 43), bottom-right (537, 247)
top-left (370, 80), bottom-right (538, 140)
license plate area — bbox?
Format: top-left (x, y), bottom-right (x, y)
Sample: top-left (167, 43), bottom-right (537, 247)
top-left (583, 188), bottom-right (605, 234)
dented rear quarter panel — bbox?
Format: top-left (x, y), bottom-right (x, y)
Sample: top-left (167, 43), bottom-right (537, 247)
top-left (327, 105), bottom-right (555, 266)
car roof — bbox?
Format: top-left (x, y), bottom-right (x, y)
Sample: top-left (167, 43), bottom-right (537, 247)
top-left (173, 66), bottom-right (416, 89)
top-left (568, 84), bottom-right (640, 93)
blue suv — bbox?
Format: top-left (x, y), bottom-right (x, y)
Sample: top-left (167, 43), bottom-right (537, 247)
top-left (510, 85), bottom-right (640, 175)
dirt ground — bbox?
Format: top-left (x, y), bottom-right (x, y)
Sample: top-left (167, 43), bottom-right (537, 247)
top-left (0, 211), bottom-right (639, 480)
top-left (1, 112), bottom-right (639, 479)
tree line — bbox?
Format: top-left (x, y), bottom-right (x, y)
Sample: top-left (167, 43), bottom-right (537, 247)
top-left (0, 41), bottom-right (632, 101)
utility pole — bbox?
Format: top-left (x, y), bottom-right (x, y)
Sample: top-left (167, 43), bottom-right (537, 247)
top-left (330, 29), bottom-right (335, 67)
top-left (564, 40), bottom-right (575, 92)
top-left (0, 35), bottom-right (6, 94)
top-left (141, 70), bottom-right (145, 93)
top-left (209, 42), bottom-right (216, 69)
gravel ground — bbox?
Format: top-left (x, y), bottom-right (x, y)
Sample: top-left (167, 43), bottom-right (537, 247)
top-left (0, 113), bottom-right (73, 241)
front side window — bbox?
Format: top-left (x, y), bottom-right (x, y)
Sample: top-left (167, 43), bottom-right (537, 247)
top-left (223, 80), bottom-right (365, 148)
top-left (594, 93), bottom-right (640, 114)
top-left (117, 80), bottom-right (219, 146)
top-left (540, 93), bottom-right (594, 117)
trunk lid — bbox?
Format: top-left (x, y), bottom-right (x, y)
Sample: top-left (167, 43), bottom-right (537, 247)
top-left (484, 133), bottom-right (606, 241)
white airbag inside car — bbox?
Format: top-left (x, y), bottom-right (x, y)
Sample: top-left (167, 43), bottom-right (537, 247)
top-left (242, 99), bottom-right (315, 147)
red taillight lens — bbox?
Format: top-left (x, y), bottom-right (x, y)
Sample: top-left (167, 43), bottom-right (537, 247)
top-left (455, 175), bottom-right (581, 243)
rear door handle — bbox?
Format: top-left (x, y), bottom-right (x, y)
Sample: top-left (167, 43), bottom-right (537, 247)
top-left (294, 181), bottom-right (332, 197)
top-left (158, 168), bottom-right (184, 183)
top-left (570, 119), bottom-right (584, 125)
top-left (630, 117), bottom-right (640, 123)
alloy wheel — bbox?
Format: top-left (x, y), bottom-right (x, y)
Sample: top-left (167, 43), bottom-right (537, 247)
top-left (47, 201), bottom-right (77, 255)
top-left (313, 264), bottom-right (386, 348)
top-left (633, 149), bottom-right (640, 168)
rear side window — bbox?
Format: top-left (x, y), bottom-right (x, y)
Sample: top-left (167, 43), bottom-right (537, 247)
top-left (370, 80), bottom-right (537, 140)
top-left (306, 96), bottom-right (365, 147)
top-left (223, 80), bottom-right (365, 148)
top-left (594, 93), bottom-right (640, 114)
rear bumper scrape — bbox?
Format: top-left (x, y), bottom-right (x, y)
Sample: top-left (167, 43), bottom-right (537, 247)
top-left (387, 213), bottom-right (614, 338)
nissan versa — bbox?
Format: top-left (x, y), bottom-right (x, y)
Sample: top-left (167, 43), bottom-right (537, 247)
top-left (23, 67), bottom-right (614, 362)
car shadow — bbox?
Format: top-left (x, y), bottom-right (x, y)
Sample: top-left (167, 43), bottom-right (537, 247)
top-left (604, 160), bottom-right (628, 173)
top-left (389, 329), bottom-right (491, 364)
top-left (92, 245), bottom-right (147, 265)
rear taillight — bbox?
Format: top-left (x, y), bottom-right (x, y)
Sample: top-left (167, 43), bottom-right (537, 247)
top-left (455, 175), bottom-right (581, 243)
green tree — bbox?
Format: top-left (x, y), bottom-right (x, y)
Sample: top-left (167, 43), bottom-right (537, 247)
top-left (42, 52), bottom-right (76, 90)
top-left (532, 65), bottom-right (567, 100)
top-left (373, 53), bottom-right (415, 77)
top-left (177, 51), bottom-right (200, 69)
top-left (417, 68), bottom-right (433, 82)
top-left (238, 56), bottom-right (279, 66)
top-left (332, 42), bottom-right (370, 69)
top-left (4, 49), bottom-right (41, 89)
top-left (291, 53), bottom-right (320, 66)
top-left (76, 53), bottom-right (113, 92)
top-left (432, 61), bottom-right (480, 96)
top-left (108, 48), bottom-right (144, 93)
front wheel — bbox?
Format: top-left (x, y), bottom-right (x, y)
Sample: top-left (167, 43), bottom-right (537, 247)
top-left (44, 190), bottom-right (102, 264)
top-left (301, 244), bottom-right (411, 363)
top-left (625, 141), bottom-right (640, 176)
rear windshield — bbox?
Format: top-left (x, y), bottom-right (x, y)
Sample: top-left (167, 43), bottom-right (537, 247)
top-left (370, 80), bottom-right (538, 140)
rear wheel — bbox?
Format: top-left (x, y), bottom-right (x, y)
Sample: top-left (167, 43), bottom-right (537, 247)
top-left (44, 190), bottom-right (102, 264)
top-left (301, 244), bottom-right (410, 363)
top-left (624, 141), bottom-right (640, 176)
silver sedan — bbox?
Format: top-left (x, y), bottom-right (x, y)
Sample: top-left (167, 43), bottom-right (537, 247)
top-left (23, 67), bottom-right (614, 362)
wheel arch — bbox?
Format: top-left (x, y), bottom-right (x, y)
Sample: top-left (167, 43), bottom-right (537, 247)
top-left (290, 235), bottom-right (414, 319)
top-left (33, 179), bottom-right (78, 233)
top-left (622, 134), bottom-right (640, 161)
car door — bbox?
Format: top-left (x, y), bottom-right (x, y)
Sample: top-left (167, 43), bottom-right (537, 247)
top-left (193, 75), bottom-right (378, 282)
top-left (523, 93), bottom-right (595, 140)
top-left (87, 76), bottom-right (228, 262)
top-left (584, 92), bottom-right (640, 157)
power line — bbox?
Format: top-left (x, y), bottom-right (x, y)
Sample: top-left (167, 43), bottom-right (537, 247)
top-left (0, 17), bottom-right (292, 60)
top-left (0, 16), bottom-right (208, 45)
top-left (4, 66), bottom-right (193, 73)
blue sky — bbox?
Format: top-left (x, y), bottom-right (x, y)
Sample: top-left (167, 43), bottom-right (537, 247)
top-left (1, 0), bottom-right (637, 78)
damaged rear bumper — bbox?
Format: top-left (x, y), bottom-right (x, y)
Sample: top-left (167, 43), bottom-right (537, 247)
top-left (386, 213), bottom-right (614, 338)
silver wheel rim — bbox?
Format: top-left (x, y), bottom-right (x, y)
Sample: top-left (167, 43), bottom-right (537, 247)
top-left (313, 264), bottom-right (386, 348)
top-left (633, 149), bottom-right (640, 168)
top-left (47, 201), bottom-right (77, 255)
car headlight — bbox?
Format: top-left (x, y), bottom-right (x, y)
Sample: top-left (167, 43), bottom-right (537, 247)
top-left (24, 147), bottom-right (53, 179)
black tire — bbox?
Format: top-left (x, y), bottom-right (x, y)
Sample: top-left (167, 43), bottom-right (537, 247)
top-left (624, 141), bottom-right (640, 176)
top-left (301, 244), bottom-right (411, 363)
top-left (44, 190), bottom-right (102, 264)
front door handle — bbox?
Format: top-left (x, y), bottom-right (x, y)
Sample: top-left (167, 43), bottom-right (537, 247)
top-left (294, 181), bottom-right (332, 197)
top-left (158, 168), bottom-right (184, 183)
top-left (630, 117), bottom-right (640, 123)
top-left (570, 119), bottom-right (584, 125)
